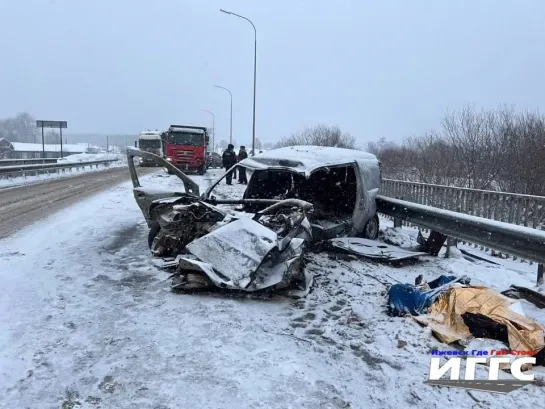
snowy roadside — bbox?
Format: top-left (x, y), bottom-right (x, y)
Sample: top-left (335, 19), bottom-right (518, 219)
top-left (0, 170), bottom-right (543, 408)
top-left (0, 160), bottom-right (126, 190)
top-left (56, 153), bottom-right (123, 164)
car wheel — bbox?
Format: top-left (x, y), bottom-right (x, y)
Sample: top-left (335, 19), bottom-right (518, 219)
top-left (148, 221), bottom-right (161, 249)
top-left (362, 215), bottom-right (380, 240)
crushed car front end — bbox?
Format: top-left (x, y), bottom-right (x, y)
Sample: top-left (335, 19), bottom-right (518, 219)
top-left (126, 145), bottom-right (380, 297)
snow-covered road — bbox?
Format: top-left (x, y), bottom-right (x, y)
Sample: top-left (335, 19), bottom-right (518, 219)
top-left (0, 169), bottom-right (543, 408)
top-left (0, 157), bottom-right (126, 190)
top-left (0, 166), bottom-right (157, 239)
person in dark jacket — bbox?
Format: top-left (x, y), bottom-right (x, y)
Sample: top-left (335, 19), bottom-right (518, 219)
top-left (237, 146), bottom-right (248, 184)
top-left (222, 144), bottom-right (237, 185)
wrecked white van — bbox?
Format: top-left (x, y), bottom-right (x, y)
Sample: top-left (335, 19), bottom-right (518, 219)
top-left (126, 145), bottom-right (381, 295)
top-left (205, 146), bottom-right (382, 241)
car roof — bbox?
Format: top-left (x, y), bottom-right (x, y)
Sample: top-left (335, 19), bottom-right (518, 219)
top-left (239, 145), bottom-right (379, 176)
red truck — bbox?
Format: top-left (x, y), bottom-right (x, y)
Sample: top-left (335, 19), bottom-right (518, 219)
top-left (162, 125), bottom-right (209, 175)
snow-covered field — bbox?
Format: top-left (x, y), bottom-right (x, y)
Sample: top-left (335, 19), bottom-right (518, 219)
top-left (0, 159), bottom-right (126, 190)
top-left (0, 168), bottom-right (543, 409)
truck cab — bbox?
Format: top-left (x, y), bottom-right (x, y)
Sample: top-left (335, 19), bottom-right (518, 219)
top-left (138, 130), bottom-right (164, 166)
top-left (163, 125), bottom-right (209, 175)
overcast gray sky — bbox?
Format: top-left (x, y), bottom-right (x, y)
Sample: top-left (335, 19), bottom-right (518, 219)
top-left (1, 0), bottom-right (544, 146)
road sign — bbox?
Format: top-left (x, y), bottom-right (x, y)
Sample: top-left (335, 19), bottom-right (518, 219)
top-left (36, 120), bottom-right (68, 162)
top-left (36, 120), bottom-right (67, 129)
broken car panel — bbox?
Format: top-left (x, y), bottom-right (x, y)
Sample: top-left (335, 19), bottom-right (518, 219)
top-left (126, 146), bottom-right (381, 295)
top-left (127, 147), bottom-right (200, 226)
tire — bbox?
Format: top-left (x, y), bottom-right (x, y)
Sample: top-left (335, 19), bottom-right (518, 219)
top-left (362, 215), bottom-right (380, 240)
top-left (198, 165), bottom-right (206, 175)
top-left (148, 221), bottom-right (161, 249)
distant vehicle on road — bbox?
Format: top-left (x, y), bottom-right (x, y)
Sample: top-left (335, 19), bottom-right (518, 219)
top-left (138, 130), bottom-right (163, 166)
top-left (163, 125), bottom-right (209, 175)
top-left (206, 152), bottom-right (222, 168)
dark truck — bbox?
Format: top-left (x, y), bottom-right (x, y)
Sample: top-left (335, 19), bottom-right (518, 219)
top-left (206, 152), bottom-right (222, 168)
top-left (163, 125), bottom-right (209, 175)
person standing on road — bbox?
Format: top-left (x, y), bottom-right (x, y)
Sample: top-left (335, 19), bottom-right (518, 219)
top-left (237, 146), bottom-right (248, 184)
top-left (222, 144), bottom-right (237, 185)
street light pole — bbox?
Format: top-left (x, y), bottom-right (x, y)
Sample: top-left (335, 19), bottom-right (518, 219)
top-left (201, 109), bottom-right (215, 152)
top-left (213, 84), bottom-right (233, 144)
top-left (220, 9), bottom-right (257, 156)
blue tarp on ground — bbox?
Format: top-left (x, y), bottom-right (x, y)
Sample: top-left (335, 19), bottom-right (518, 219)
top-left (387, 275), bottom-right (471, 316)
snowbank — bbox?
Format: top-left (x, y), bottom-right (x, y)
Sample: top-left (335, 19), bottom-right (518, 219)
top-left (57, 153), bottom-right (122, 163)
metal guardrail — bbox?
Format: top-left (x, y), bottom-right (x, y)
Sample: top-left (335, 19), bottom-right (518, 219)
top-left (377, 196), bottom-right (545, 264)
top-left (0, 158), bottom-right (58, 167)
top-left (381, 179), bottom-right (545, 229)
top-left (0, 159), bottom-right (120, 179)
top-left (381, 179), bottom-right (545, 263)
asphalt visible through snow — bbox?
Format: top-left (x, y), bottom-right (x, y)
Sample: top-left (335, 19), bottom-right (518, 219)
top-left (0, 166), bottom-right (154, 239)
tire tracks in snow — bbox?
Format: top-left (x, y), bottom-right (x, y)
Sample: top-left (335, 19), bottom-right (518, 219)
top-left (0, 166), bottom-right (155, 239)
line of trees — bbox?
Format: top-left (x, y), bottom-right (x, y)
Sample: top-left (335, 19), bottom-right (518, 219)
top-left (369, 105), bottom-right (545, 195)
top-left (276, 124), bottom-right (356, 149)
top-left (0, 112), bottom-right (38, 142)
top-left (0, 112), bottom-right (62, 144)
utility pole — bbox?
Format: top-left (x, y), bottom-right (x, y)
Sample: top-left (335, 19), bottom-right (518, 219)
top-left (41, 124), bottom-right (45, 163)
top-left (59, 125), bottom-right (64, 159)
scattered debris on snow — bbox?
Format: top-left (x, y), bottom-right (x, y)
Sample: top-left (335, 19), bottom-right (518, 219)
top-left (330, 237), bottom-right (427, 262)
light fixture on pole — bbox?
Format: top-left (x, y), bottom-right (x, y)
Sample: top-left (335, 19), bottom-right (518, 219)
top-left (220, 9), bottom-right (257, 155)
top-left (213, 84), bottom-right (233, 144)
top-left (201, 109), bottom-right (215, 152)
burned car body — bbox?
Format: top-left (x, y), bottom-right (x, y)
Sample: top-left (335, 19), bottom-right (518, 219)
top-left (126, 146), bottom-right (381, 295)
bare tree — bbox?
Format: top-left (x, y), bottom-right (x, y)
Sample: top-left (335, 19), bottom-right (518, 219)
top-left (276, 125), bottom-right (356, 149)
top-left (441, 105), bottom-right (511, 189)
top-left (356, 105), bottom-right (544, 195)
top-left (0, 112), bottom-right (39, 142)
top-left (496, 111), bottom-right (545, 195)
top-left (366, 137), bottom-right (397, 157)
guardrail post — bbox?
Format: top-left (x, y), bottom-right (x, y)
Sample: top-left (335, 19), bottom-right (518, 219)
top-left (538, 264), bottom-right (544, 286)
top-left (445, 237), bottom-right (458, 258)
top-left (394, 196), bottom-right (404, 227)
